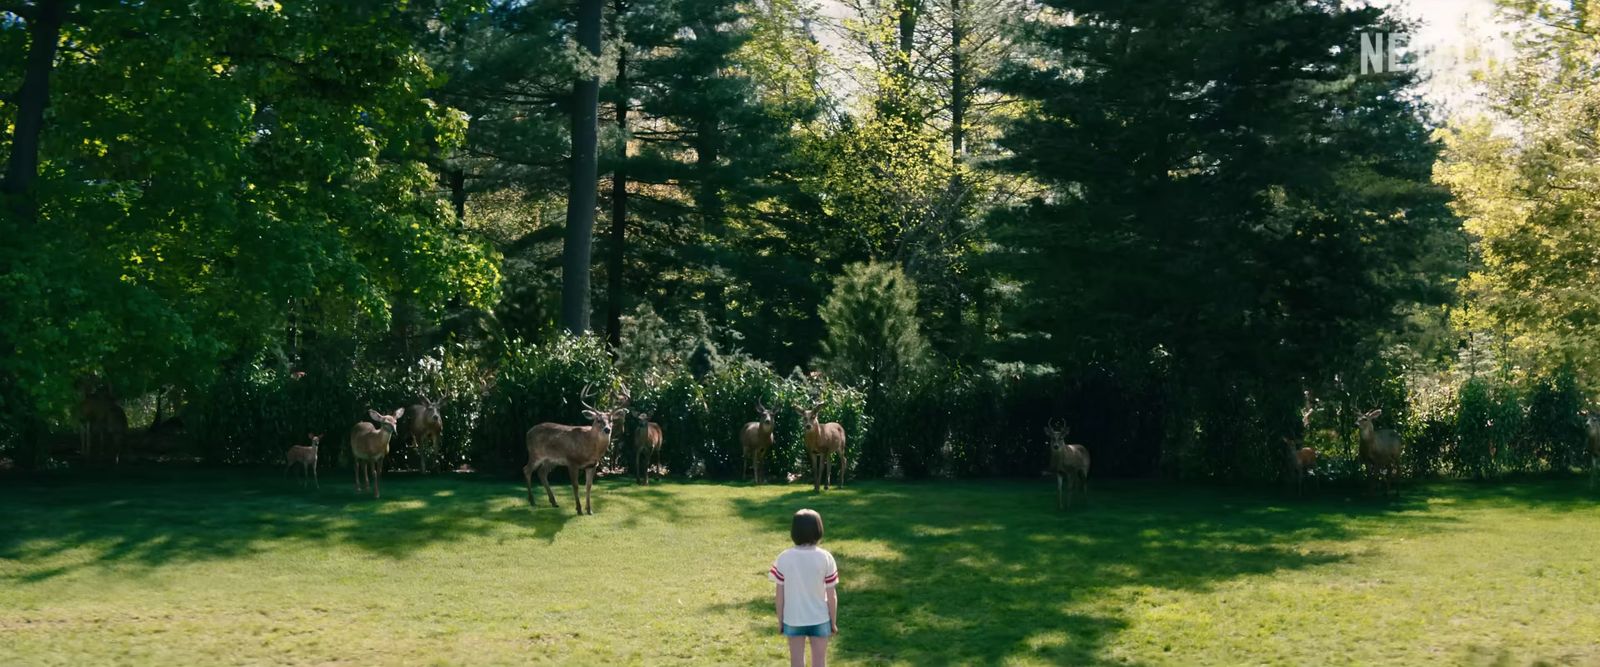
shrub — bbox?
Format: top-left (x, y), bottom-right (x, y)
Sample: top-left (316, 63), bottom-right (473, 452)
top-left (816, 262), bottom-right (930, 389)
top-left (475, 335), bottom-right (614, 473)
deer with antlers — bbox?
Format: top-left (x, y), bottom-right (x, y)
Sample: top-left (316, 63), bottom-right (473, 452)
top-left (1045, 419), bottom-right (1091, 510)
top-left (796, 397), bottom-right (847, 492)
top-left (633, 411), bottom-right (663, 485)
top-left (285, 434), bottom-right (323, 489)
top-left (740, 399), bottom-right (776, 484)
top-left (408, 396), bottom-right (445, 474)
top-left (351, 408), bottom-right (404, 499)
top-left (1356, 408), bottom-right (1402, 498)
top-left (524, 382), bottom-right (629, 515)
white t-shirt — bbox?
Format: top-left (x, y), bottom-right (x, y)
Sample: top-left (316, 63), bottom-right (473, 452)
top-left (768, 545), bottom-right (839, 626)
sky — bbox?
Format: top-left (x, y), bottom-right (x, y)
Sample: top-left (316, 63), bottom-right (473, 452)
top-left (812, 0), bottom-right (1517, 115)
top-left (1383, 0), bottom-right (1515, 113)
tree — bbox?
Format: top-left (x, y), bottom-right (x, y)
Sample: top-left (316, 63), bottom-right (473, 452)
top-left (1436, 0), bottom-right (1600, 383)
top-left (600, 0), bottom-right (821, 355)
top-left (561, 0), bottom-right (606, 335)
top-left (818, 261), bottom-right (930, 388)
top-left (988, 0), bottom-right (1461, 471)
top-left (0, 1), bottom-right (498, 425)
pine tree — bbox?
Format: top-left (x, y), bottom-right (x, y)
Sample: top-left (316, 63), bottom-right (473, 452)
top-left (989, 0), bottom-right (1460, 430)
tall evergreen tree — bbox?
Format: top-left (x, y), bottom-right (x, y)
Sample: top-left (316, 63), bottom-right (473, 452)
top-left (989, 0), bottom-right (1461, 456)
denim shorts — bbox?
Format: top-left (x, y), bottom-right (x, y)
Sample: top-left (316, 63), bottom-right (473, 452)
top-left (782, 622), bottom-right (833, 638)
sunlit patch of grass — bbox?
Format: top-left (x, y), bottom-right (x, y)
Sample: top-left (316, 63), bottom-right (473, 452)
top-left (1, 471), bottom-right (1598, 665)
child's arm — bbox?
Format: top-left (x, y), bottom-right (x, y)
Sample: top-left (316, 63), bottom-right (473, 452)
top-left (826, 587), bottom-right (838, 633)
top-left (774, 584), bottom-right (785, 633)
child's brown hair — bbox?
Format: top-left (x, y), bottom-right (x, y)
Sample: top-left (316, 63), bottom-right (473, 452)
top-left (790, 509), bottom-right (824, 545)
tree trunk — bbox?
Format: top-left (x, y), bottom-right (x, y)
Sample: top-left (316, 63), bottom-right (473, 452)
top-left (2, 0), bottom-right (67, 223)
top-left (889, 0), bottom-right (920, 117)
top-left (449, 167), bottom-right (467, 226)
top-left (948, 0), bottom-right (964, 164)
top-left (696, 116), bottom-right (727, 327)
top-left (560, 0), bottom-right (605, 336)
top-left (605, 3), bottom-right (630, 349)
top-left (898, 0), bottom-right (919, 67)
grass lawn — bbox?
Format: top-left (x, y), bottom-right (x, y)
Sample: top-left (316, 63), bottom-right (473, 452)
top-left (3, 469), bottom-right (1600, 666)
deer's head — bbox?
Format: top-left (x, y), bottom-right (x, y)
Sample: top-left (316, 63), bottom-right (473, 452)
top-left (755, 398), bottom-right (775, 430)
top-left (795, 398), bottom-right (824, 429)
top-left (634, 412), bottom-right (652, 427)
top-left (1581, 410), bottom-right (1600, 433)
top-left (308, 433), bottom-right (323, 447)
top-left (368, 408), bottom-right (405, 435)
top-left (1355, 409), bottom-right (1382, 436)
top-left (1043, 419), bottom-right (1071, 450)
top-left (579, 383), bottom-right (629, 438)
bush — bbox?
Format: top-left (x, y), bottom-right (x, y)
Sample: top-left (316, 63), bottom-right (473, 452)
top-left (187, 341), bottom-right (488, 469)
top-left (628, 360), bottom-right (866, 482)
top-left (475, 336), bottom-right (614, 473)
top-left (816, 261), bottom-right (930, 388)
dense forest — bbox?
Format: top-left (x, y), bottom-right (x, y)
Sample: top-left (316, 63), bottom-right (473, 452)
top-left (1, 0), bottom-right (1596, 483)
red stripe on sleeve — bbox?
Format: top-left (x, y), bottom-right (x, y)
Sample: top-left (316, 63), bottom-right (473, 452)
top-left (770, 566), bottom-right (785, 581)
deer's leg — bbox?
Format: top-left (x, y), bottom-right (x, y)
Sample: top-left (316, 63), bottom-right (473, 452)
top-left (355, 459), bottom-right (363, 492)
top-left (812, 454), bottom-right (821, 492)
top-left (1056, 474), bottom-right (1063, 511)
top-left (839, 452), bottom-right (847, 489)
top-left (538, 463), bottom-right (558, 507)
top-left (523, 461), bottom-right (536, 506)
top-left (313, 461), bottom-right (319, 489)
top-left (584, 466), bottom-right (595, 515)
top-left (374, 458), bottom-right (383, 499)
top-left (570, 466), bottom-right (583, 515)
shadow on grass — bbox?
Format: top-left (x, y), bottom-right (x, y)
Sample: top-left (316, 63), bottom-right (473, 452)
top-left (727, 480), bottom-right (1458, 667)
top-left (0, 466), bottom-right (602, 581)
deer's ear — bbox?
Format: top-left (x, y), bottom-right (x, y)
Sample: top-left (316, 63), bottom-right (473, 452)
top-left (1369, 409), bottom-right (1382, 419)
top-left (1043, 427), bottom-right (1053, 438)
top-left (393, 408), bottom-right (406, 419)
top-left (368, 409), bottom-right (384, 422)
top-left (611, 408), bottom-right (630, 419)
top-left (582, 409), bottom-right (599, 420)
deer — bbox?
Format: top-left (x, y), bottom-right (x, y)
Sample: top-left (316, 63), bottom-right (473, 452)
top-left (285, 433), bottom-right (323, 489)
top-left (524, 383), bottom-right (629, 515)
top-left (1282, 437), bottom-right (1318, 498)
top-left (797, 398), bottom-right (847, 492)
top-left (75, 377), bottom-right (127, 465)
top-left (407, 396), bottom-right (445, 474)
top-left (1283, 401), bottom-right (1317, 498)
top-left (1045, 419), bottom-right (1091, 510)
top-left (633, 411), bottom-right (664, 485)
top-left (1581, 410), bottom-right (1600, 489)
top-left (351, 408), bottom-right (404, 499)
top-left (740, 399), bottom-right (776, 484)
top-left (1356, 408), bottom-right (1403, 498)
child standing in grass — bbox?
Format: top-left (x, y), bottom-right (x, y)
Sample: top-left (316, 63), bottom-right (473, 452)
top-left (769, 508), bottom-right (839, 667)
